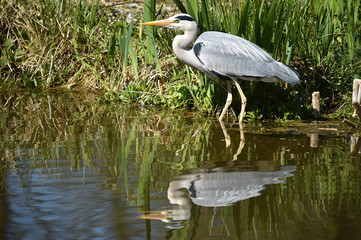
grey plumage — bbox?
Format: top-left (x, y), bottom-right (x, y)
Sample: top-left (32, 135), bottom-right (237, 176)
top-left (194, 31), bottom-right (300, 84)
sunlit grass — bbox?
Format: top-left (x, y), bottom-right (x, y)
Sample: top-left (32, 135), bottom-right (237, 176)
top-left (0, 0), bottom-right (360, 119)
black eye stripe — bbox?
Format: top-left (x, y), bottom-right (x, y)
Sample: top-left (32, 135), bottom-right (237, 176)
top-left (175, 15), bottom-right (196, 22)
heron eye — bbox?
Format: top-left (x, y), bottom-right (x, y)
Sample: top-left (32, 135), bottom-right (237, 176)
top-left (173, 19), bottom-right (180, 23)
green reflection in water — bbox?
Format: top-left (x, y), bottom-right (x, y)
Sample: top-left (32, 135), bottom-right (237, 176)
top-left (0, 91), bottom-right (361, 239)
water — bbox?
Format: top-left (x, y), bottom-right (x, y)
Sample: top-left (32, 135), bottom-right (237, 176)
top-left (1, 91), bottom-right (361, 239)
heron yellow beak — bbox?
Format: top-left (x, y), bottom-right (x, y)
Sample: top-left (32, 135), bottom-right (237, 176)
top-left (138, 211), bottom-right (168, 220)
top-left (142, 19), bottom-right (173, 26)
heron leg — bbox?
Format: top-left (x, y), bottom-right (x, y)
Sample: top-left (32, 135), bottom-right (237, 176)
top-left (219, 80), bottom-right (232, 121)
top-left (232, 79), bottom-right (247, 123)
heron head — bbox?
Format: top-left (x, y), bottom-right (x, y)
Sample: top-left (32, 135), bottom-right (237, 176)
top-left (142, 14), bottom-right (198, 32)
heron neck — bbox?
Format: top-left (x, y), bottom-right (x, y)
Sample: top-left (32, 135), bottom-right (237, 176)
top-left (173, 29), bottom-right (197, 49)
top-left (172, 30), bottom-right (200, 68)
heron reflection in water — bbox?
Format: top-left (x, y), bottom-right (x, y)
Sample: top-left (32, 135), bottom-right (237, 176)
top-left (139, 164), bottom-right (296, 226)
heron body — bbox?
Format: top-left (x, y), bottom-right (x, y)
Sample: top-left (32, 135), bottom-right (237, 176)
top-left (143, 14), bottom-right (300, 123)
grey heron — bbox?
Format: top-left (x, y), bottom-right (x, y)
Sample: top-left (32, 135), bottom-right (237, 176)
top-left (142, 14), bottom-right (300, 123)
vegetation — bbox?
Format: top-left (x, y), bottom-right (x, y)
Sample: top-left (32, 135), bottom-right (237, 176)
top-left (0, 0), bottom-right (360, 120)
top-left (1, 92), bottom-right (361, 239)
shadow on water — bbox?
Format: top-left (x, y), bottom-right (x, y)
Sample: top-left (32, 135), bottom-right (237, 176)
top-left (1, 91), bottom-right (361, 239)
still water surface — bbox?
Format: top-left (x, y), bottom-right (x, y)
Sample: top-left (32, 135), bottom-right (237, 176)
top-left (1, 91), bottom-right (361, 239)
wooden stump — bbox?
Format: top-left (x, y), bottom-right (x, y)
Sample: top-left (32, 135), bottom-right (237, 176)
top-left (312, 91), bottom-right (320, 119)
top-left (352, 79), bottom-right (361, 119)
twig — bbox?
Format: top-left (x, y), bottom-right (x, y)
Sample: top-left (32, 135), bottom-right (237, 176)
top-left (46, 55), bottom-right (54, 85)
top-left (342, 118), bottom-right (358, 129)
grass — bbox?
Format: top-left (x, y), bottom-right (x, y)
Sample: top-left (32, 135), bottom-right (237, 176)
top-left (0, 0), bottom-right (360, 120)
top-left (2, 92), bottom-right (361, 238)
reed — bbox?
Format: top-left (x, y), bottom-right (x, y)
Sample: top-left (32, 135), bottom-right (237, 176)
top-left (0, 0), bottom-right (360, 119)
top-left (2, 92), bottom-right (361, 238)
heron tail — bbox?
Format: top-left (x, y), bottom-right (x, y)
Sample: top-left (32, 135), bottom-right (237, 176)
top-left (276, 62), bottom-right (300, 85)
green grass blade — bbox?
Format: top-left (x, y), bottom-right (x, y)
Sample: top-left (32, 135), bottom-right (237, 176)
top-left (129, 44), bottom-right (138, 78)
top-left (172, 0), bottom-right (187, 13)
top-left (238, 0), bottom-right (250, 37)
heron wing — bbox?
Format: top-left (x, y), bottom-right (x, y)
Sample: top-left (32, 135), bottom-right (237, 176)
top-left (193, 31), bottom-right (299, 84)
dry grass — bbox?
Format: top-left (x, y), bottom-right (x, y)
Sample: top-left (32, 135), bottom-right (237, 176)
top-left (1, 0), bottom-right (360, 120)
